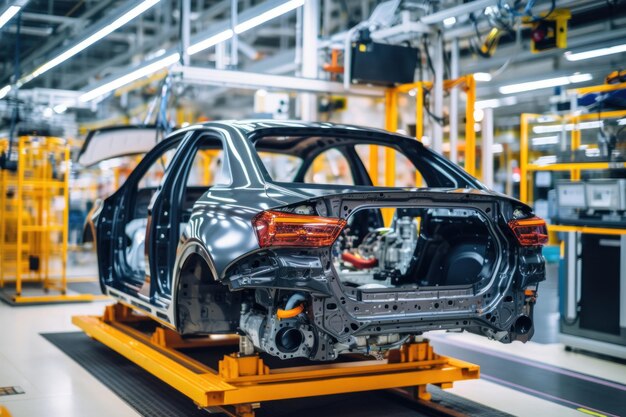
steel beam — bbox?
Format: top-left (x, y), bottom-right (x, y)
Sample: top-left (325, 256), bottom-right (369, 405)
top-left (420, 0), bottom-right (497, 25)
top-left (177, 66), bottom-right (384, 97)
top-left (181, 0), bottom-right (191, 66)
top-left (230, 0), bottom-right (238, 68)
top-left (299, 0), bottom-right (319, 121)
top-left (20, 12), bottom-right (78, 24)
top-left (449, 38), bottom-right (459, 164)
top-left (481, 107), bottom-right (494, 187)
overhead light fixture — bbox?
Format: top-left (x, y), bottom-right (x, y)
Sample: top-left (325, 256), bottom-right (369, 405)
top-left (0, 85), bottom-right (11, 100)
top-left (234, 0), bottom-right (304, 34)
top-left (53, 104), bottom-right (68, 114)
top-left (499, 73), bottom-right (592, 94)
top-left (475, 96), bottom-right (517, 109)
top-left (80, 53), bottom-right (179, 102)
top-left (473, 72), bottom-right (492, 82)
top-left (531, 136), bottom-right (559, 146)
top-left (0, 5), bottom-right (21, 30)
top-left (79, 0), bottom-right (305, 101)
top-left (20, 0), bottom-right (161, 85)
top-left (188, 29), bottom-right (234, 56)
top-left (564, 43), bottom-right (626, 61)
top-left (535, 155), bottom-right (557, 165)
top-left (532, 120), bottom-right (603, 134)
top-left (443, 16), bottom-right (456, 27)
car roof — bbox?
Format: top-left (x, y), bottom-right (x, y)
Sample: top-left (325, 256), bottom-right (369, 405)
top-left (198, 119), bottom-right (404, 138)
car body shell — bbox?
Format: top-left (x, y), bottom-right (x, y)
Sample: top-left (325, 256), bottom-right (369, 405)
top-left (86, 120), bottom-right (545, 360)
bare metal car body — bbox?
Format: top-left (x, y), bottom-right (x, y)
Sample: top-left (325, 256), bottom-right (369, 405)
top-left (85, 120), bottom-right (546, 361)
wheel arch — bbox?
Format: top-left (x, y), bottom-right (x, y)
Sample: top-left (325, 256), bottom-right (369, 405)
top-left (170, 241), bottom-right (219, 331)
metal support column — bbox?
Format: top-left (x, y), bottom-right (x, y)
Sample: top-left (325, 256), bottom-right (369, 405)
top-left (464, 75), bottom-right (476, 177)
top-left (432, 30), bottom-right (444, 154)
top-left (299, 0), bottom-right (319, 121)
top-left (181, 0), bottom-right (191, 66)
top-left (520, 113), bottom-right (530, 203)
top-left (449, 38), bottom-right (459, 164)
top-left (216, 43), bottom-right (227, 70)
top-left (230, 0), bottom-right (238, 68)
top-left (481, 107), bottom-right (494, 188)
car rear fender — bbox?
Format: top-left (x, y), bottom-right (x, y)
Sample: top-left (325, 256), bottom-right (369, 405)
top-left (170, 240), bottom-right (216, 328)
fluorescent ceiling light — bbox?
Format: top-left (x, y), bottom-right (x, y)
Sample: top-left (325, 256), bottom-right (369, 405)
top-left (188, 29), bottom-right (234, 55)
top-left (492, 143), bottom-right (504, 154)
top-left (80, 53), bottom-right (179, 102)
top-left (0, 5), bottom-right (21, 30)
top-left (53, 104), bottom-right (67, 114)
top-left (0, 85), bottom-right (11, 99)
top-left (532, 120), bottom-right (603, 134)
top-left (21, 0), bottom-right (160, 85)
top-left (475, 96), bottom-right (517, 109)
top-left (499, 73), bottom-right (592, 94)
top-left (535, 155), bottom-right (557, 165)
top-left (234, 0), bottom-right (304, 34)
top-left (564, 43), bottom-right (626, 61)
top-left (79, 0), bottom-right (304, 101)
top-left (443, 16), bottom-right (456, 27)
top-left (531, 136), bottom-right (559, 146)
top-left (473, 72), bottom-right (492, 82)
top-left (618, 118), bottom-right (626, 126)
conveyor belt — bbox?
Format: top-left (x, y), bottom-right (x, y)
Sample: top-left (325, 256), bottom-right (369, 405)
top-left (42, 331), bottom-right (511, 417)
top-left (430, 336), bottom-right (626, 417)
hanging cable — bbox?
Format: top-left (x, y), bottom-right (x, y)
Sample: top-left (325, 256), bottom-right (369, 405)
top-left (156, 74), bottom-right (173, 137)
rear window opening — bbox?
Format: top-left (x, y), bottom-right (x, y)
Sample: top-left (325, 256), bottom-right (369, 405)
top-left (253, 135), bottom-right (429, 187)
top-left (333, 207), bottom-right (497, 290)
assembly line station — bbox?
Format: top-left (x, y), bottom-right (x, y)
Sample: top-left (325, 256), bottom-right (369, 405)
top-left (1, 0), bottom-right (626, 416)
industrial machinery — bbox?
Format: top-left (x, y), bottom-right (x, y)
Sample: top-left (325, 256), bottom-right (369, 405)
top-left (519, 79), bottom-right (626, 358)
top-left (554, 180), bottom-right (626, 359)
top-left (0, 136), bottom-right (70, 301)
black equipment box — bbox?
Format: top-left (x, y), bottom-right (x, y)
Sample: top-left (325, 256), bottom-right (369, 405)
top-left (350, 42), bottom-right (418, 87)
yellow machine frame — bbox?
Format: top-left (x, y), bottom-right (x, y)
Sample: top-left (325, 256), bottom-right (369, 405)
top-left (519, 80), bottom-right (626, 239)
top-left (73, 303), bottom-right (479, 417)
top-left (380, 74), bottom-right (477, 183)
top-left (0, 136), bottom-right (106, 304)
top-left (520, 82), bottom-right (626, 203)
top-left (376, 75), bottom-right (476, 225)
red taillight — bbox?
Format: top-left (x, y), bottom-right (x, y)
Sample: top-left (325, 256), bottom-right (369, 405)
top-left (508, 216), bottom-right (548, 246)
top-left (253, 211), bottom-right (346, 248)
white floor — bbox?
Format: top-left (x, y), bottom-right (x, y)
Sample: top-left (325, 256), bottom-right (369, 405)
top-left (1, 255), bottom-right (625, 417)
top-left (1, 299), bottom-right (624, 417)
top-left (0, 300), bottom-right (140, 417)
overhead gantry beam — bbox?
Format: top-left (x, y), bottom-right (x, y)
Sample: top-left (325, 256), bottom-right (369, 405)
top-left (176, 65), bottom-right (385, 97)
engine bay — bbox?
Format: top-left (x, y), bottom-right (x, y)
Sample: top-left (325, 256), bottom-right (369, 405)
top-left (335, 207), bottom-right (497, 290)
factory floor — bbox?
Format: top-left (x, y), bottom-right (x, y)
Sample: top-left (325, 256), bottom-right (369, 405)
top-left (0, 257), bottom-right (624, 417)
